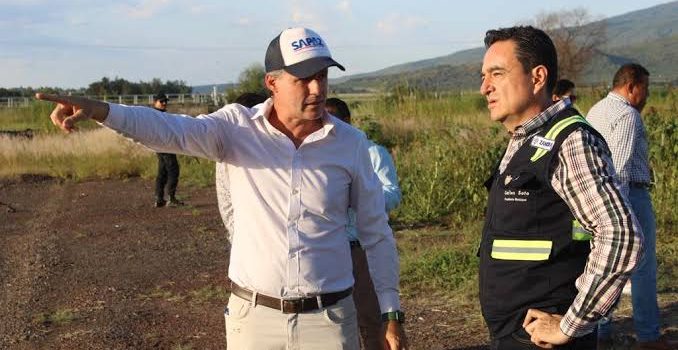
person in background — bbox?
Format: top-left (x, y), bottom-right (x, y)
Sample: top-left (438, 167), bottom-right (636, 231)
top-left (326, 97), bottom-right (402, 350)
top-left (587, 63), bottom-right (670, 350)
top-left (152, 93), bottom-right (184, 208)
top-left (552, 79), bottom-right (576, 103)
top-left (478, 25), bottom-right (643, 349)
top-left (215, 92), bottom-right (267, 240)
top-left (37, 26), bottom-right (406, 350)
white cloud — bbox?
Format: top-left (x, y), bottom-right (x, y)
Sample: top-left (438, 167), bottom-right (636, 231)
top-left (67, 16), bottom-right (89, 27)
top-left (236, 17), bottom-right (252, 26)
top-left (376, 13), bottom-right (428, 34)
top-left (189, 4), bottom-right (206, 15)
top-left (286, 0), bottom-right (327, 31)
top-left (121, 0), bottom-right (171, 19)
top-left (336, 0), bottom-right (351, 15)
top-left (0, 0), bottom-right (45, 5)
top-left (291, 8), bottom-right (316, 24)
top-left (0, 57), bottom-right (32, 87)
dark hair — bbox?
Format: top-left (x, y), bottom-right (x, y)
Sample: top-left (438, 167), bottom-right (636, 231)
top-left (325, 97), bottom-right (351, 122)
top-left (234, 92), bottom-right (267, 108)
top-left (153, 92), bottom-right (169, 102)
top-left (612, 63), bottom-right (650, 89)
top-left (553, 79), bottom-right (575, 97)
top-left (484, 26), bottom-right (558, 95)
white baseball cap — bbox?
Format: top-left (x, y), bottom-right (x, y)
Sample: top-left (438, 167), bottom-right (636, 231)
top-left (265, 27), bottom-right (345, 78)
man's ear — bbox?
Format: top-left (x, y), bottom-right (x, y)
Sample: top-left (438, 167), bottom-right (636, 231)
top-left (619, 81), bottom-right (635, 99)
top-left (531, 65), bottom-right (548, 95)
top-left (629, 81), bottom-right (643, 95)
top-left (264, 74), bottom-right (277, 95)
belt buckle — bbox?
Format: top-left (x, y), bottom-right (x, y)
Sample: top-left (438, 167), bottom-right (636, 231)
top-left (281, 299), bottom-right (302, 314)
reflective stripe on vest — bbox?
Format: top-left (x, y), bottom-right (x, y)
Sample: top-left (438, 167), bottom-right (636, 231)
top-left (572, 220), bottom-right (592, 241)
top-left (491, 239), bottom-right (552, 261)
top-left (530, 115), bottom-right (589, 162)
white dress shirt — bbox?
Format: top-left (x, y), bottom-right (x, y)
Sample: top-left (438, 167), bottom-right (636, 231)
top-left (215, 162), bottom-right (234, 239)
top-left (103, 99), bottom-right (401, 312)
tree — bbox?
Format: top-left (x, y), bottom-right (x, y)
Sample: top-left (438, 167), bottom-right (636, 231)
top-left (225, 63), bottom-right (268, 102)
top-left (85, 77), bottom-right (191, 96)
top-left (534, 8), bottom-right (606, 82)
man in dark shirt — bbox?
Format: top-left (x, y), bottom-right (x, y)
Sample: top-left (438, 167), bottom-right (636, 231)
top-left (152, 93), bottom-right (183, 207)
top-left (478, 26), bottom-right (642, 349)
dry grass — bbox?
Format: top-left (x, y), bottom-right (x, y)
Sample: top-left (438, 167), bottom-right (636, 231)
top-left (0, 128), bottom-right (145, 158)
top-left (0, 128), bottom-right (155, 179)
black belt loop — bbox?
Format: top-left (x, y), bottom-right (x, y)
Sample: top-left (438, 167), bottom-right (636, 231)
top-left (629, 181), bottom-right (651, 189)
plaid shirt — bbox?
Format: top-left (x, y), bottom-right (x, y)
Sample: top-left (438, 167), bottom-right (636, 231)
top-left (499, 99), bottom-right (643, 338)
top-left (586, 92), bottom-right (652, 196)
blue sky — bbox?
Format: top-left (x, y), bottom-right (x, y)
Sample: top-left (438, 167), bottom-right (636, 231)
top-left (0, 0), bottom-right (671, 88)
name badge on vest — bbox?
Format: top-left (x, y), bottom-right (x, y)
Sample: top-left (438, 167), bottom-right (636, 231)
top-left (530, 136), bottom-right (555, 151)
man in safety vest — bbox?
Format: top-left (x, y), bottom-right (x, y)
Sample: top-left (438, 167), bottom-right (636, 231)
top-left (478, 25), bottom-right (643, 349)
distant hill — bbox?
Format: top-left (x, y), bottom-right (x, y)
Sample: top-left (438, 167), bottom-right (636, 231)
top-left (339, 47), bottom-right (484, 81)
top-left (585, 34), bottom-right (678, 85)
top-left (601, 1), bottom-right (678, 47)
top-left (335, 1), bottom-right (678, 91)
top-left (191, 83), bottom-right (234, 94)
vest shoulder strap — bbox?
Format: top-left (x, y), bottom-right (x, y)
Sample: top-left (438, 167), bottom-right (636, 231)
top-left (530, 115), bottom-right (589, 163)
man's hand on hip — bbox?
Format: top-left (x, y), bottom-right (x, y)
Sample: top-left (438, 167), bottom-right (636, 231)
top-left (522, 308), bottom-right (571, 349)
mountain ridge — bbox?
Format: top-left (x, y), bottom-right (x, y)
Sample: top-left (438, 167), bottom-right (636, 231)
top-left (332, 1), bottom-right (678, 91)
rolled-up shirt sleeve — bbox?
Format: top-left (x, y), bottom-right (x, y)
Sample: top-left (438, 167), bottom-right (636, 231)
top-left (352, 137), bottom-right (401, 313)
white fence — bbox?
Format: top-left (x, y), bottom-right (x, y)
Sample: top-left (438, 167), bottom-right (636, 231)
top-left (0, 93), bottom-right (227, 108)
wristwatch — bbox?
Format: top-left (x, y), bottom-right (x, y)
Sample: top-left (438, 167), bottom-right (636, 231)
top-left (381, 310), bottom-right (405, 323)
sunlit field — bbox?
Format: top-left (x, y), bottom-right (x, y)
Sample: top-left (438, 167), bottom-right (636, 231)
top-left (1, 87), bottom-right (676, 295)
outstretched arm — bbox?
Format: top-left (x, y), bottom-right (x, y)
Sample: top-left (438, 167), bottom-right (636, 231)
top-left (36, 93), bottom-right (110, 133)
top-left (37, 92), bottom-right (238, 161)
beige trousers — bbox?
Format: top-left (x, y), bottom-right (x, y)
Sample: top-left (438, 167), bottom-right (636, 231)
top-left (225, 293), bottom-right (359, 350)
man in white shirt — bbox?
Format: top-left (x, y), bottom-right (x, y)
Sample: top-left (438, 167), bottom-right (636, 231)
top-left (215, 92), bottom-right (268, 241)
top-left (588, 64), bottom-right (669, 350)
top-left (36, 27), bottom-right (406, 350)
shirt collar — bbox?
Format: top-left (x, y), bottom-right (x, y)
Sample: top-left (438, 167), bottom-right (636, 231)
top-left (607, 91), bottom-right (632, 106)
top-left (250, 98), bottom-right (273, 120)
top-left (514, 98), bottom-right (571, 137)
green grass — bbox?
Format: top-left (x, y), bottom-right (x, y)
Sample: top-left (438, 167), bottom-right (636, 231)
top-left (0, 101), bottom-right (99, 133)
top-left (34, 308), bottom-right (78, 326)
top-left (397, 222), bottom-right (482, 300)
top-left (2, 89), bottom-right (677, 295)
top-left (189, 285), bottom-right (229, 303)
top-left (138, 286), bottom-right (176, 301)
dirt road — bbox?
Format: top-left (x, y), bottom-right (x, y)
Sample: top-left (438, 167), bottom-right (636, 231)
top-left (1, 178), bottom-right (675, 349)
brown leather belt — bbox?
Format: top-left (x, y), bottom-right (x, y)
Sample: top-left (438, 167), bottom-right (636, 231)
top-left (228, 281), bottom-right (353, 314)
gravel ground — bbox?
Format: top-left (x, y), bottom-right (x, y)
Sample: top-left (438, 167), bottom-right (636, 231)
top-left (1, 177), bottom-right (675, 349)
